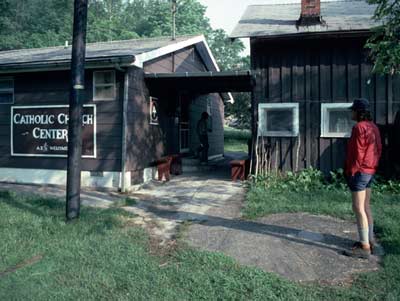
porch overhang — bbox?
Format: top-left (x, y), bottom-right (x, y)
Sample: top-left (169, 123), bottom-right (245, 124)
top-left (145, 70), bottom-right (254, 103)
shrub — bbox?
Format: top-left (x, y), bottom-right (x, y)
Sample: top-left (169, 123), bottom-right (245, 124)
top-left (250, 167), bottom-right (400, 195)
top-left (250, 168), bottom-right (326, 192)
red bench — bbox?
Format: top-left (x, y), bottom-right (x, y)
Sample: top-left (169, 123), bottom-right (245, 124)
top-left (156, 156), bottom-right (173, 181)
top-left (230, 159), bottom-right (249, 181)
top-left (156, 154), bottom-right (182, 181)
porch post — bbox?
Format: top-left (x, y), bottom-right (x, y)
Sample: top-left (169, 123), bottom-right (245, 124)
top-left (250, 73), bottom-right (261, 175)
top-left (120, 71), bottom-right (129, 192)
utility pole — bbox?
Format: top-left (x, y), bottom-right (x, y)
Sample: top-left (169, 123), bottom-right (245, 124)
top-left (66, 0), bottom-right (88, 221)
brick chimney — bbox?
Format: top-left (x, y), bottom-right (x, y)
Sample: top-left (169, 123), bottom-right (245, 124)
top-left (301, 0), bottom-right (320, 18)
top-left (297, 0), bottom-right (324, 27)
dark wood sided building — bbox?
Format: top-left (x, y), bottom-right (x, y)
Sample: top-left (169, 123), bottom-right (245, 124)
top-left (231, 0), bottom-right (400, 176)
top-left (0, 35), bottom-right (230, 190)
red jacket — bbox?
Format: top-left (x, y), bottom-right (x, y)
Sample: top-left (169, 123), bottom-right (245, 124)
top-left (345, 121), bottom-right (382, 176)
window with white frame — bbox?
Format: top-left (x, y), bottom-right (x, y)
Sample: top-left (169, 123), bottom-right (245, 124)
top-left (321, 103), bottom-right (355, 138)
top-left (0, 77), bottom-right (14, 104)
top-left (93, 70), bottom-right (116, 101)
top-left (258, 103), bottom-right (299, 137)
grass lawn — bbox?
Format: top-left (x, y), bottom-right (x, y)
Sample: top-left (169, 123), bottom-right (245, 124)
top-left (245, 181), bottom-right (400, 300)
top-left (1, 185), bottom-right (399, 300)
top-left (224, 126), bottom-right (251, 153)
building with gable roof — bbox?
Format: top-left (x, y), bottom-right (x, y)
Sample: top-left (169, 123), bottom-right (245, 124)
top-left (231, 0), bottom-right (400, 176)
top-left (0, 35), bottom-right (254, 189)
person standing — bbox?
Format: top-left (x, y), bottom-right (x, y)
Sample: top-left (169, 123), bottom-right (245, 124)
top-left (344, 98), bottom-right (383, 259)
top-left (196, 112), bottom-right (211, 164)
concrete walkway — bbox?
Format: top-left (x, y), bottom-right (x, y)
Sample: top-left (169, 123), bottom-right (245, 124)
top-left (126, 169), bottom-right (381, 285)
top-left (184, 205), bottom-right (380, 285)
top-left (0, 154), bottom-right (381, 285)
top-left (124, 171), bottom-right (245, 241)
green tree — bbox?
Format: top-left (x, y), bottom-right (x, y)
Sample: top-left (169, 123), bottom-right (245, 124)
top-left (0, 0), bottom-right (73, 50)
top-left (0, 0), bottom-right (251, 128)
top-left (366, 0), bottom-right (400, 75)
top-left (206, 29), bottom-right (246, 71)
top-left (131, 0), bottom-right (211, 37)
top-left (87, 0), bottom-right (139, 42)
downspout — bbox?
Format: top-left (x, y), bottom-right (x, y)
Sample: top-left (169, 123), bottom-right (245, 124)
top-left (121, 70), bottom-right (129, 192)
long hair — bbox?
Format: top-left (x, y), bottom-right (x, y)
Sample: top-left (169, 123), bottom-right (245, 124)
top-left (356, 110), bottom-right (373, 122)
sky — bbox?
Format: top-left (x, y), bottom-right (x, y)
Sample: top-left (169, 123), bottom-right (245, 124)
top-left (198, 0), bottom-right (299, 55)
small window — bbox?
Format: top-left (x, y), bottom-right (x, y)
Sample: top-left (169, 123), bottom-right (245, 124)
top-left (321, 103), bottom-right (355, 138)
top-left (93, 71), bottom-right (116, 101)
top-left (0, 77), bottom-right (14, 104)
top-left (258, 103), bottom-right (299, 137)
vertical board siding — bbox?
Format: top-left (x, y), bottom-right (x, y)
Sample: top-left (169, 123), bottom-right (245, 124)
top-left (281, 48), bottom-right (293, 170)
top-left (348, 46), bottom-right (360, 99)
top-left (253, 36), bottom-right (400, 175)
top-left (310, 47), bottom-right (320, 169)
top-left (332, 47), bottom-right (347, 101)
top-left (305, 48), bottom-right (312, 169)
top-left (332, 46), bottom-right (348, 172)
top-left (376, 75), bottom-right (387, 125)
top-left (319, 47), bottom-right (332, 173)
top-left (391, 74), bottom-right (400, 176)
top-left (293, 49), bottom-right (306, 170)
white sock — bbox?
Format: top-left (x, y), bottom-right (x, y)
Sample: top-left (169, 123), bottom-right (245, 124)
top-left (358, 226), bottom-right (369, 245)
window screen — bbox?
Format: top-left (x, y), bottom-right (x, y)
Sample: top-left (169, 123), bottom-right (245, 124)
top-left (328, 110), bottom-right (353, 133)
top-left (0, 78), bottom-right (14, 104)
top-left (321, 103), bottom-right (355, 138)
top-left (93, 71), bottom-right (116, 100)
top-left (258, 103), bottom-right (299, 137)
top-left (266, 109), bottom-right (294, 132)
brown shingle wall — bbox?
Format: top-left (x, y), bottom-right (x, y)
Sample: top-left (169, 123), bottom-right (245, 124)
top-left (126, 67), bottom-right (166, 178)
top-left (0, 69), bottom-right (124, 171)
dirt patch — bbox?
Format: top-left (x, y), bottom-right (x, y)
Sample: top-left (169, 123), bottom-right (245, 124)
top-left (185, 209), bottom-right (382, 285)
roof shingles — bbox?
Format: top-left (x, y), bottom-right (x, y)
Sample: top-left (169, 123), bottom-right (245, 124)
top-left (230, 1), bottom-right (381, 38)
top-left (0, 35), bottom-right (197, 67)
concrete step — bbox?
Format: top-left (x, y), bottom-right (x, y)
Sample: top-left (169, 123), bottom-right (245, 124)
top-left (182, 164), bottom-right (216, 173)
top-left (182, 157), bottom-right (200, 166)
top-left (181, 156), bottom-right (224, 173)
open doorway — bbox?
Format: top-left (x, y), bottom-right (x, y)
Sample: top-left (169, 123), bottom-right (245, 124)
top-left (179, 94), bottom-right (190, 154)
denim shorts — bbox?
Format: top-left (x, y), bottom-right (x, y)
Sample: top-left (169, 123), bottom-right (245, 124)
top-left (347, 172), bottom-right (374, 192)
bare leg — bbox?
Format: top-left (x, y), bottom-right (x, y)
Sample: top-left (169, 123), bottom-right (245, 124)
top-left (365, 188), bottom-right (375, 243)
top-left (352, 190), bottom-right (370, 249)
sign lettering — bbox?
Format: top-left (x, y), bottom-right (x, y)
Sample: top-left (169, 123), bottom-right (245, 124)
top-left (11, 105), bottom-right (96, 158)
